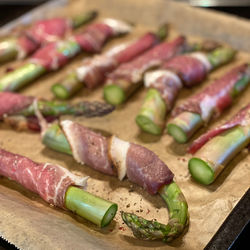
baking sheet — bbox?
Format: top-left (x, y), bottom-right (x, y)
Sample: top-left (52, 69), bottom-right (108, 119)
top-left (0, 0), bottom-right (250, 249)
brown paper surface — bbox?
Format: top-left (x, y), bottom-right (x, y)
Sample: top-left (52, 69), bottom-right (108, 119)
top-left (0, 0), bottom-right (250, 249)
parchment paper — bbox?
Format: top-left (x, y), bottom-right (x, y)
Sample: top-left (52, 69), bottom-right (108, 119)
top-left (0, 0), bottom-right (250, 249)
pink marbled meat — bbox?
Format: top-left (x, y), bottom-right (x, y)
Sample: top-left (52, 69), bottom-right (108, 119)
top-left (78, 32), bottom-right (158, 89)
top-left (106, 36), bottom-right (186, 84)
top-left (18, 18), bottom-right (71, 56)
top-left (31, 42), bottom-right (74, 70)
top-left (163, 55), bottom-right (207, 86)
top-left (172, 64), bottom-right (249, 121)
top-left (188, 103), bottom-right (250, 154)
top-left (126, 143), bottom-right (174, 195)
top-left (114, 32), bottom-right (158, 64)
top-left (0, 92), bottom-right (34, 119)
top-left (0, 148), bottom-right (87, 208)
top-left (74, 23), bottom-right (113, 52)
top-left (61, 121), bottom-right (115, 175)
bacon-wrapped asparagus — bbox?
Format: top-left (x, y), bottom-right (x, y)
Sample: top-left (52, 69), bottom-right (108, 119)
top-left (0, 11), bottom-right (97, 64)
top-left (136, 47), bottom-right (235, 135)
top-left (0, 148), bottom-right (117, 227)
top-left (103, 36), bottom-right (188, 106)
top-left (0, 92), bottom-right (114, 131)
top-left (40, 119), bottom-right (188, 242)
top-left (0, 19), bottom-right (131, 92)
top-left (167, 64), bottom-right (250, 143)
top-left (188, 103), bottom-right (250, 185)
top-left (51, 25), bottom-right (168, 100)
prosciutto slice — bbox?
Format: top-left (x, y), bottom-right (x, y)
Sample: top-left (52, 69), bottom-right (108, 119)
top-left (172, 64), bottom-right (250, 122)
top-left (59, 120), bottom-right (174, 194)
top-left (76, 32), bottom-right (158, 89)
top-left (106, 36), bottom-right (186, 84)
top-left (0, 92), bottom-right (34, 119)
top-left (188, 103), bottom-right (250, 154)
top-left (17, 18), bottom-right (71, 58)
top-left (144, 52), bottom-right (211, 109)
top-left (61, 120), bottom-right (115, 176)
top-left (0, 148), bottom-right (88, 208)
top-left (31, 19), bottom-right (131, 71)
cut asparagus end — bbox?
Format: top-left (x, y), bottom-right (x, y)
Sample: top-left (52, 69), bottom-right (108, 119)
top-left (167, 112), bottom-right (203, 143)
top-left (136, 88), bottom-right (166, 135)
top-left (103, 84), bottom-right (125, 105)
top-left (167, 124), bottom-right (187, 143)
top-left (42, 123), bottom-right (72, 155)
top-left (122, 182), bottom-right (189, 242)
top-left (0, 63), bottom-right (46, 91)
top-left (52, 73), bottom-right (83, 99)
top-left (65, 186), bottom-right (117, 227)
top-left (0, 38), bottom-right (18, 63)
top-left (188, 158), bottom-right (214, 185)
top-left (72, 10), bottom-right (98, 29)
top-left (189, 126), bottom-right (250, 185)
top-left (136, 115), bottom-right (162, 135)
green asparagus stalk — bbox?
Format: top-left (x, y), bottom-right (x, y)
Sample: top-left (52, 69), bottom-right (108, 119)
top-left (65, 186), bottom-right (117, 227)
top-left (188, 125), bottom-right (250, 185)
top-left (136, 47), bottom-right (236, 135)
top-left (16, 100), bottom-right (115, 117)
top-left (0, 63), bottom-right (46, 91)
top-left (167, 69), bottom-right (250, 144)
top-left (0, 11), bottom-right (97, 64)
top-left (121, 182), bottom-right (188, 242)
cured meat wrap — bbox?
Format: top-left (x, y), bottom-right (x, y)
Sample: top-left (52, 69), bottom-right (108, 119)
top-left (136, 47), bottom-right (235, 135)
top-left (0, 18), bottom-right (132, 92)
top-left (103, 36), bottom-right (187, 105)
top-left (59, 120), bottom-right (174, 193)
top-left (0, 11), bottom-right (97, 63)
top-left (0, 148), bottom-right (88, 208)
top-left (41, 119), bottom-right (188, 242)
top-left (188, 103), bottom-right (250, 185)
top-left (52, 31), bottom-right (159, 99)
top-left (167, 63), bottom-right (250, 143)
top-left (0, 147), bottom-right (118, 227)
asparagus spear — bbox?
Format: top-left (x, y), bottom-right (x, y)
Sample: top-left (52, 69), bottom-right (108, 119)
top-left (121, 182), bottom-right (188, 242)
top-left (65, 186), bottom-right (117, 227)
top-left (0, 11), bottom-right (97, 63)
top-left (42, 124), bottom-right (189, 242)
top-left (167, 64), bottom-right (250, 143)
top-left (188, 125), bottom-right (250, 185)
top-left (17, 100), bottom-right (115, 117)
top-left (136, 47), bottom-right (236, 135)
